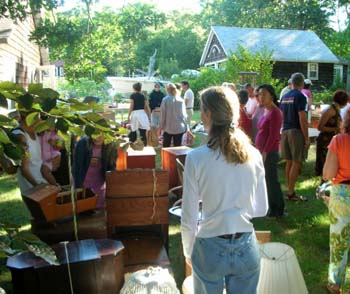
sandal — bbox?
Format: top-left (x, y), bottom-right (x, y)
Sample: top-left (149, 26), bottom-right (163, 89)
top-left (327, 283), bottom-right (341, 294)
top-left (285, 192), bottom-right (308, 202)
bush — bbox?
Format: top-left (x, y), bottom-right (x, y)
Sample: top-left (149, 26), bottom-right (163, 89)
top-left (172, 67), bottom-right (226, 110)
top-left (58, 78), bottom-right (112, 103)
top-left (225, 45), bottom-right (281, 91)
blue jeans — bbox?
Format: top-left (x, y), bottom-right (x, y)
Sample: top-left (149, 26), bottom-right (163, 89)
top-left (191, 232), bottom-right (260, 294)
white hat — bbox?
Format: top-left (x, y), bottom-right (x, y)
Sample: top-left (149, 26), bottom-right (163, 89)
top-left (304, 79), bottom-right (312, 85)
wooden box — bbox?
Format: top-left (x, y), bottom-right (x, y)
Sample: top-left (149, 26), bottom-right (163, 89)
top-left (106, 169), bottom-right (169, 248)
top-left (117, 146), bottom-right (156, 170)
top-left (106, 170), bottom-right (172, 274)
top-left (22, 185), bottom-right (97, 222)
top-left (161, 146), bottom-right (192, 188)
top-left (7, 239), bottom-right (125, 294)
top-left (31, 210), bottom-right (107, 245)
top-left (121, 236), bottom-right (172, 274)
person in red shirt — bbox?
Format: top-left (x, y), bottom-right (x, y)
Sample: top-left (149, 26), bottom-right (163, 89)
top-left (323, 108), bottom-right (350, 293)
top-left (255, 84), bottom-right (284, 218)
top-left (238, 89), bottom-right (252, 138)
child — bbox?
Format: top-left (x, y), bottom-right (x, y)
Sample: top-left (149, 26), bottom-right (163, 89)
top-left (238, 89), bottom-right (252, 138)
top-left (40, 128), bottom-right (62, 186)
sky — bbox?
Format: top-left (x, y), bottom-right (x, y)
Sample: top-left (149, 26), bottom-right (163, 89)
top-left (60, 0), bottom-right (347, 31)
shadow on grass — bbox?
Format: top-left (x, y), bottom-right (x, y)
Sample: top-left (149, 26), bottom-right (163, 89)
top-left (0, 198), bottom-right (31, 227)
top-left (169, 216), bottom-right (185, 289)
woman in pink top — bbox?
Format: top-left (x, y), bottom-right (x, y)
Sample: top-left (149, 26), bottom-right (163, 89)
top-left (255, 84), bottom-right (284, 218)
top-left (323, 108), bottom-right (350, 293)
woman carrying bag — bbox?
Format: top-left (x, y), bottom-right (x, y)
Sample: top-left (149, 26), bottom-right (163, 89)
top-left (323, 108), bottom-right (350, 294)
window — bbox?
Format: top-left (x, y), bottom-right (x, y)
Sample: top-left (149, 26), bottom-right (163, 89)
top-left (334, 64), bottom-right (343, 82)
top-left (307, 63), bottom-right (318, 80)
top-left (55, 66), bottom-right (65, 77)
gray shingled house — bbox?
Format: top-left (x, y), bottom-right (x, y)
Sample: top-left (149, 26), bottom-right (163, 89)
top-left (200, 26), bottom-right (348, 89)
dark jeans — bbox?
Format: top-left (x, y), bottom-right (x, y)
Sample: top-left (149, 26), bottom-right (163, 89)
top-left (265, 151), bottom-right (284, 217)
top-left (162, 132), bottom-right (184, 147)
top-left (129, 129), bottom-right (147, 145)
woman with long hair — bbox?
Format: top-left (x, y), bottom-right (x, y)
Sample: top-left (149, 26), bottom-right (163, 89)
top-left (160, 83), bottom-right (188, 147)
top-left (316, 90), bottom-right (348, 179)
top-left (255, 84), bottom-right (284, 218)
top-left (181, 86), bottom-right (268, 293)
top-left (323, 108), bottom-right (350, 294)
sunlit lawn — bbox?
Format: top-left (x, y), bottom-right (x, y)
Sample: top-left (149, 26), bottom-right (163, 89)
top-left (0, 110), bottom-right (339, 293)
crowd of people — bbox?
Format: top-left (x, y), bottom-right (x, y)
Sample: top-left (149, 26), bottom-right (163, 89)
top-left (9, 72), bottom-right (350, 293)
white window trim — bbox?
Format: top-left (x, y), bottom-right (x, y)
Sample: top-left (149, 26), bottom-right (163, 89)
top-left (307, 63), bottom-right (319, 80)
top-left (334, 64), bottom-right (343, 81)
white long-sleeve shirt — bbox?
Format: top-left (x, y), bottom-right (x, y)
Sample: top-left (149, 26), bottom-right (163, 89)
top-left (181, 142), bottom-right (268, 258)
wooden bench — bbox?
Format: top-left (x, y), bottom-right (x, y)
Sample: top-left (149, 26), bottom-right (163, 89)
top-left (106, 169), bottom-right (171, 274)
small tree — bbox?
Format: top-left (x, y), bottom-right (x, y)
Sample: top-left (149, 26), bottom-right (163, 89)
top-left (0, 81), bottom-right (127, 244)
top-left (225, 45), bottom-right (281, 90)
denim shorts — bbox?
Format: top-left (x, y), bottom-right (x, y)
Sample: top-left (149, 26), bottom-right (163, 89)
top-left (191, 232), bottom-right (260, 294)
top-left (151, 111), bottom-right (160, 127)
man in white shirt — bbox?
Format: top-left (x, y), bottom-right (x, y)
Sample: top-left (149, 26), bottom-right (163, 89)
top-left (244, 83), bottom-right (258, 116)
top-left (341, 102), bottom-right (350, 120)
top-left (181, 80), bottom-right (194, 127)
top-left (280, 78), bottom-right (292, 99)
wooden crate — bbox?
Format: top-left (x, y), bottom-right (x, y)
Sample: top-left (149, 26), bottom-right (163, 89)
top-left (117, 146), bottom-right (156, 170)
top-left (31, 210), bottom-right (107, 245)
top-left (106, 170), bottom-right (169, 241)
top-left (161, 146), bottom-right (192, 188)
top-left (7, 239), bottom-right (124, 294)
top-left (22, 185), bottom-right (97, 222)
top-left (106, 169), bottom-right (170, 271)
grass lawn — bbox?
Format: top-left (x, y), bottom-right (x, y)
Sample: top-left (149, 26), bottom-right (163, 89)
top-left (0, 111), bottom-right (337, 293)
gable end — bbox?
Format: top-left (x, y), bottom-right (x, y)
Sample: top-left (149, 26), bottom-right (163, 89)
top-left (203, 34), bottom-right (227, 65)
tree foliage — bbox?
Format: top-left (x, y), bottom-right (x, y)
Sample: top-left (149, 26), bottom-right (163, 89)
top-left (200, 0), bottom-right (333, 38)
top-left (134, 13), bottom-right (205, 79)
top-left (58, 78), bottom-right (112, 102)
top-left (225, 45), bottom-right (279, 89)
top-left (2, 0), bottom-right (349, 86)
top-left (0, 0), bottom-right (62, 20)
top-left (325, 28), bottom-right (350, 59)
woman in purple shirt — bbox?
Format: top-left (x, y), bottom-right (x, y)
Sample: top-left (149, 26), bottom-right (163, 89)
top-left (255, 84), bottom-right (284, 218)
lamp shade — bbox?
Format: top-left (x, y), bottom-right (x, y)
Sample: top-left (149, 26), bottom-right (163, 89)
top-left (121, 267), bottom-right (180, 294)
top-left (257, 242), bottom-right (308, 294)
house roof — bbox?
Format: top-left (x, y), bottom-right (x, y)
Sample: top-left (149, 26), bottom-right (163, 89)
top-left (200, 26), bottom-right (340, 65)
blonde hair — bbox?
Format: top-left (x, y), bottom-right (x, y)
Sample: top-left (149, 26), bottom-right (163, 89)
top-left (200, 86), bottom-right (250, 164)
top-left (166, 83), bottom-right (177, 96)
top-left (222, 82), bottom-right (237, 92)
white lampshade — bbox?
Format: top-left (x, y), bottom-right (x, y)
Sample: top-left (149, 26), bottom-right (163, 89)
top-left (121, 267), bottom-right (180, 294)
top-left (257, 242), bottom-right (308, 294)
top-left (182, 276), bottom-right (227, 294)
